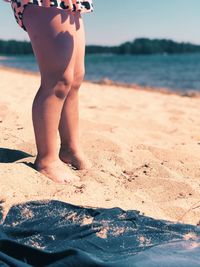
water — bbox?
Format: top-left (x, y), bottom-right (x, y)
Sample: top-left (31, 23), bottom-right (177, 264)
top-left (1, 53), bottom-right (200, 92)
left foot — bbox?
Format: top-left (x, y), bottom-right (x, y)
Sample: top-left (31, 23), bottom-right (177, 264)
top-left (59, 147), bottom-right (92, 170)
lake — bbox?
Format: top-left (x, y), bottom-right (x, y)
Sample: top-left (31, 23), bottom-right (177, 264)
top-left (1, 53), bottom-right (200, 92)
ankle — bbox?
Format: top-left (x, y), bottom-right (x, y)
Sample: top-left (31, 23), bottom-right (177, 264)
top-left (60, 144), bottom-right (80, 153)
top-left (34, 155), bottom-right (59, 168)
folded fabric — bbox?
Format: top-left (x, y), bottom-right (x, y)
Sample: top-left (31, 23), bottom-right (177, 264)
top-left (0, 200), bottom-right (200, 267)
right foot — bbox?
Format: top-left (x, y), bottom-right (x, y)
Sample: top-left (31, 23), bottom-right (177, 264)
top-left (34, 159), bottom-right (80, 184)
top-left (59, 146), bottom-right (92, 170)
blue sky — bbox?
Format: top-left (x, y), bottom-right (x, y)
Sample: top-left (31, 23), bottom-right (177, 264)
top-left (1, 0), bottom-right (200, 45)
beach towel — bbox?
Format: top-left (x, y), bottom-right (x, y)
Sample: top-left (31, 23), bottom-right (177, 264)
top-left (0, 200), bottom-right (200, 267)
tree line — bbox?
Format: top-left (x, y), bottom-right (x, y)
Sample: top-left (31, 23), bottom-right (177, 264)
top-left (1, 38), bottom-right (200, 55)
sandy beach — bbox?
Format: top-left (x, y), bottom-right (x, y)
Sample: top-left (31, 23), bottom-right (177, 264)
top-left (0, 66), bottom-right (200, 226)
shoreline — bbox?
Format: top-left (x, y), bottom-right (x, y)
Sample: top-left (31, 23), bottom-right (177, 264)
top-left (1, 65), bottom-right (200, 98)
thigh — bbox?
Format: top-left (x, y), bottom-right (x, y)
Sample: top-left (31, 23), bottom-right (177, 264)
top-left (22, 5), bottom-right (81, 87)
top-left (74, 16), bottom-right (86, 78)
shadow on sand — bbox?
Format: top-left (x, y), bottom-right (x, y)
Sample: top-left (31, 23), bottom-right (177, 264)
top-left (0, 148), bottom-right (34, 163)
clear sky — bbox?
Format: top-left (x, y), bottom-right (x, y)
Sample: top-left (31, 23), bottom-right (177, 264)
top-left (1, 0), bottom-right (200, 45)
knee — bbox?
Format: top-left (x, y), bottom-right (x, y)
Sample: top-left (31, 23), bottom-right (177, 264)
top-left (40, 69), bottom-right (84, 100)
top-left (54, 74), bottom-right (74, 99)
top-left (71, 69), bottom-right (85, 91)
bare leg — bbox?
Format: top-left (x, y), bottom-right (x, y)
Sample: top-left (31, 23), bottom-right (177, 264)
top-left (58, 16), bottom-right (92, 170)
top-left (23, 5), bottom-right (80, 183)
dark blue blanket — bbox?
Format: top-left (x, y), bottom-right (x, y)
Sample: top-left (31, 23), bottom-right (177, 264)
top-left (0, 200), bottom-right (200, 267)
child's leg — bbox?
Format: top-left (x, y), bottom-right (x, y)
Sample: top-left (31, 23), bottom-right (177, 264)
top-left (58, 15), bottom-right (91, 170)
top-left (23, 5), bottom-right (80, 183)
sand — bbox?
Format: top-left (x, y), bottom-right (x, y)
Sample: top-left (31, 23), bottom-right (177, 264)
top-left (0, 66), bottom-right (200, 225)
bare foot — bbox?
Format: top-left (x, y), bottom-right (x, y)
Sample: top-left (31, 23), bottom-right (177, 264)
top-left (34, 159), bottom-right (80, 184)
top-left (59, 147), bottom-right (92, 170)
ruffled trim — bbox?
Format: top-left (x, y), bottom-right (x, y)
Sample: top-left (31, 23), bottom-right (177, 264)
top-left (11, 0), bottom-right (93, 13)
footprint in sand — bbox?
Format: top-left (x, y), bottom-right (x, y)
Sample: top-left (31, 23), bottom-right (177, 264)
top-left (126, 176), bottom-right (199, 202)
top-left (83, 132), bottom-right (122, 153)
top-left (0, 104), bottom-right (9, 122)
top-left (0, 103), bottom-right (19, 123)
top-left (143, 145), bottom-right (186, 162)
top-left (80, 119), bottom-right (114, 133)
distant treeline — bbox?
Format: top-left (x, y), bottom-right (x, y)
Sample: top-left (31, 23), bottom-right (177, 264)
top-left (0, 39), bottom-right (32, 55)
top-left (86, 38), bottom-right (200, 55)
top-left (1, 38), bottom-right (200, 55)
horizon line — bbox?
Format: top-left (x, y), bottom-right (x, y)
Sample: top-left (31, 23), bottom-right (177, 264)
top-left (1, 37), bottom-right (200, 47)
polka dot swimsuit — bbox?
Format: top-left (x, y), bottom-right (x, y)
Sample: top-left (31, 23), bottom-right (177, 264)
top-left (10, 0), bottom-right (94, 31)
